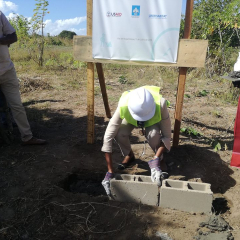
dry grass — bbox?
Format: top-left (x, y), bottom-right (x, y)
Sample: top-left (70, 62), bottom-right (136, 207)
top-left (9, 43), bottom-right (240, 111)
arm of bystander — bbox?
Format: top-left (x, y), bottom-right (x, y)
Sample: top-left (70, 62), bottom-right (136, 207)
top-left (0, 32), bottom-right (17, 46)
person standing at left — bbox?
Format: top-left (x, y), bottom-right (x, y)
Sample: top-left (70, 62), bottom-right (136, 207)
top-left (0, 11), bottom-right (46, 145)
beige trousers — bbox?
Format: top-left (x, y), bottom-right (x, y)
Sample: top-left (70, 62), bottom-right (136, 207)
top-left (115, 119), bottom-right (163, 156)
top-left (0, 67), bottom-right (32, 141)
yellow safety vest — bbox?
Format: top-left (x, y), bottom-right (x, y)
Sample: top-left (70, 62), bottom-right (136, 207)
top-left (119, 86), bottom-right (167, 127)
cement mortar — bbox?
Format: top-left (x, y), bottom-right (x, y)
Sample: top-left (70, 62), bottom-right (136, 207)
top-left (194, 232), bottom-right (234, 240)
top-left (199, 215), bottom-right (229, 231)
top-left (194, 215), bottom-right (234, 240)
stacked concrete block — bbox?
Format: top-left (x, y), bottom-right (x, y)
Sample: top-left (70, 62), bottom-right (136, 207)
top-left (110, 174), bottom-right (159, 206)
top-left (160, 179), bottom-right (213, 213)
top-left (110, 174), bottom-right (213, 213)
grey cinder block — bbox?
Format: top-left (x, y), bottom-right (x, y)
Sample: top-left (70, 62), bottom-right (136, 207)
top-left (160, 179), bottom-right (213, 213)
top-left (110, 174), bottom-right (159, 206)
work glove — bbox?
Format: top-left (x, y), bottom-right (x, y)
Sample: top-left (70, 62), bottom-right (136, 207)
top-left (148, 156), bottom-right (165, 187)
top-left (101, 172), bottom-right (114, 196)
top-left (102, 179), bottom-right (111, 195)
top-left (150, 167), bottom-right (162, 186)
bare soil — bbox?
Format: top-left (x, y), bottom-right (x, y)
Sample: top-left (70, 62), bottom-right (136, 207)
top-left (0, 66), bottom-right (240, 240)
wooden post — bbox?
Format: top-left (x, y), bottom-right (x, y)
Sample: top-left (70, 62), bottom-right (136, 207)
top-left (96, 63), bottom-right (112, 118)
top-left (87, 0), bottom-right (95, 144)
top-left (173, 0), bottom-right (194, 147)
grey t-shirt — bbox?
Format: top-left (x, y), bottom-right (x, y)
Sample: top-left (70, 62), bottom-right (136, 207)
top-left (0, 11), bottom-right (15, 76)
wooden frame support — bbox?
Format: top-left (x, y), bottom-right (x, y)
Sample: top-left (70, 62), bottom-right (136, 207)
top-left (173, 0), bottom-right (194, 147)
top-left (87, 0), bottom-right (111, 143)
top-left (173, 67), bottom-right (187, 146)
top-left (80, 0), bottom-right (205, 144)
top-left (74, 37), bottom-right (207, 68)
top-left (87, 62), bottom-right (95, 143)
top-left (87, 0), bottom-right (95, 144)
top-left (96, 63), bottom-right (111, 118)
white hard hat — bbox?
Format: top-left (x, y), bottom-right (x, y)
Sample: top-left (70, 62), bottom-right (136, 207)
top-left (128, 87), bottom-right (155, 121)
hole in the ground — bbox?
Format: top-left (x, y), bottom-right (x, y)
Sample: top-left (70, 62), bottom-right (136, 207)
top-left (59, 173), bottom-right (106, 196)
top-left (212, 197), bottom-right (230, 214)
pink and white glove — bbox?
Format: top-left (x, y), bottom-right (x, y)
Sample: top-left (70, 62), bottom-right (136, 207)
top-left (101, 172), bottom-right (114, 195)
top-left (148, 155), bottom-right (163, 186)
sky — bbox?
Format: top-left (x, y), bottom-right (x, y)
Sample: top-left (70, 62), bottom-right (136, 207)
top-left (0, 0), bottom-right (187, 36)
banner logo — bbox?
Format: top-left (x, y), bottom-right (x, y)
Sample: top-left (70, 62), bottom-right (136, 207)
top-left (100, 34), bottom-right (112, 48)
top-left (107, 12), bottom-right (122, 17)
top-left (132, 5), bottom-right (140, 17)
top-left (149, 14), bottom-right (167, 19)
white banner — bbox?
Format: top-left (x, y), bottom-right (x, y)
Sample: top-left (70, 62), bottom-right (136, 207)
top-left (92, 0), bottom-right (183, 63)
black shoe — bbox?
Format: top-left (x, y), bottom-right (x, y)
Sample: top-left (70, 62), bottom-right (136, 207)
top-left (117, 156), bottom-right (135, 170)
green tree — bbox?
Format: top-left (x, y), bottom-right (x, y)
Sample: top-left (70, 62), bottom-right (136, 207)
top-left (9, 14), bottom-right (30, 46)
top-left (31, 0), bottom-right (49, 66)
top-left (192, 0), bottom-right (240, 74)
top-left (58, 30), bottom-right (77, 39)
top-left (179, 15), bottom-right (185, 39)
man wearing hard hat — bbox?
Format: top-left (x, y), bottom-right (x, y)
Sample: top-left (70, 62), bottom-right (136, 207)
top-left (101, 85), bottom-right (171, 195)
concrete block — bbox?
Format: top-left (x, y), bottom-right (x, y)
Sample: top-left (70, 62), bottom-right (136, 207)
top-left (160, 179), bottom-right (213, 213)
top-left (110, 174), bottom-right (159, 206)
